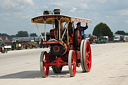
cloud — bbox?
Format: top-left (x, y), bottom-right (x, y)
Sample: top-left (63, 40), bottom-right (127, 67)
top-left (125, 20), bottom-right (128, 24)
top-left (118, 9), bottom-right (128, 16)
top-left (0, 0), bottom-right (35, 20)
top-left (71, 7), bottom-right (77, 12)
top-left (24, 0), bottom-right (34, 5)
top-left (1, 0), bottom-right (34, 11)
top-left (97, 0), bottom-right (106, 3)
top-left (105, 16), bottom-right (110, 18)
top-left (81, 2), bottom-right (90, 9)
top-left (0, 0), bottom-right (128, 34)
top-left (1, 0), bottom-right (23, 11)
top-left (50, 1), bottom-right (65, 7)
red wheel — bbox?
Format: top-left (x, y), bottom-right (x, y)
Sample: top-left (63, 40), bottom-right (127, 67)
top-left (68, 50), bottom-right (76, 77)
top-left (80, 40), bottom-right (85, 71)
top-left (40, 51), bottom-right (49, 78)
top-left (83, 39), bottom-right (92, 72)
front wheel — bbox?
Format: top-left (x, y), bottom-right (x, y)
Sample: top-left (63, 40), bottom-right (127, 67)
top-left (68, 50), bottom-right (76, 77)
top-left (40, 51), bottom-right (49, 78)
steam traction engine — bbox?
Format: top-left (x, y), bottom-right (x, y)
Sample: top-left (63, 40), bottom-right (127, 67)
top-left (31, 9), bottom-right (92, 77)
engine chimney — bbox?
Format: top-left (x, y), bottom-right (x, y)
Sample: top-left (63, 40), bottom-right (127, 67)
top-left (53, 9), bottom-right (61, 28)
top-left (43, 10), bottom-right (52, 15)
top-left (53, 9), bottom-right (61, 14)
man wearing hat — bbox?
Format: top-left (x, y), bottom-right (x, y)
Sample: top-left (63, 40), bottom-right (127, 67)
top-left (76, 22), bottom-right (88, 39)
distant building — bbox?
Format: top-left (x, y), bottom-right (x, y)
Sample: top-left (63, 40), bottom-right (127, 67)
top-left (0, 37), bottom-right (2, 41)
top-left (1, 36), bottom-right (8, 41)
top-left (12, 37), bottom-right (41, 42)
top-left (0, 36), bottom-right (12, 45)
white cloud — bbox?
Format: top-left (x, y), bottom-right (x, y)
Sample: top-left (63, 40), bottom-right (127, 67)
top-left (24, 0), bottom-right (34, 5)
top-left (0, 0), bottom-right (35, 21)
top-left (51, 2), bottom-right (65, 7)
top-left (71, 7), bottom-right (77, 12)
top-left (97, 0), bottom-right (106, 3)
top-left (21, 15), bottom-right (32, 19)
top-left (125, 20), bottom-right (128, 24)
top-left (105, 16), bottom-right (110, 18)
top-left (1, 0), bottom-right (34, 11)
top-left (112, 0), bottom-right (118, 3)
top-left (118, 9), bottom-right (128, 16)
top-left (1, 0), bottom-right (128, 34)
top-left (1, 0), bottom-right (22, 10)
top-left (80, 3), bottom-right (89, 9)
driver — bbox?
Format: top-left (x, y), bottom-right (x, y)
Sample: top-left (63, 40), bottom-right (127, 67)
top-left (68, 22), bottom-right (73, 37)
top-left (76, 22), bottom-right (88, 39)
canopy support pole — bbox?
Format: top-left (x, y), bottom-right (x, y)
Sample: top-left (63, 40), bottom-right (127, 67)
top-left (52, 23), bottom-right (54, 29)
top-left (35, 23), bottom-right (44, 41)
top-left (72, 22), bottom-right (74, 34)
top-left (67, 22), bottom-right (69, 45)
top-left (61, 23), bottom-right (68, 40)
top-left (59, 21), bottom-right (61, 40)
top-left (44, 21), bottom-right (46, 41)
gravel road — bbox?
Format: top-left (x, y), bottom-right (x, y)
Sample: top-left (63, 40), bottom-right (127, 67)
top-left (0, 43), bottom-right (128, 85)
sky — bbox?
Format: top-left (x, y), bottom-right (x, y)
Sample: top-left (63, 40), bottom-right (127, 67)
top-left (0, 0), bottom-right (128, 35)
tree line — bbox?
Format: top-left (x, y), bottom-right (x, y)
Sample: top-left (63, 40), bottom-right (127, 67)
top-left (1, 23), bottom-right (128, 40)
top-left (0, 31), bottom-right (51, 40)
top-left (0, 31), bottom-right (38, 39)
top-left (93, 22), bottom-right (128, 40)
top-left (115, 30), bottom-right (128, 35)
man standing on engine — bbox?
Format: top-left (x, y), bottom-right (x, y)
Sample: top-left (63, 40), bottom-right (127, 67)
top-left (76, 22), bottom-right (88, 39)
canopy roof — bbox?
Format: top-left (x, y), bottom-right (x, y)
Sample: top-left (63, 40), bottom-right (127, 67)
top-left (31, 14), bottom-right (92, 24)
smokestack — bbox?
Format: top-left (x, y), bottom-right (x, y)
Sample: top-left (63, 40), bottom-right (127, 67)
top-left (53, 9), bottom-right (61, 14)
top-left (53, 9), bottom-right (61, 28)
top-left (43, 10), bottom-right (52, 15)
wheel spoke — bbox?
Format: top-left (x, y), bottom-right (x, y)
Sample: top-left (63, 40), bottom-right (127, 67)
top-left (45, 63), bottom-right (49, 67)
top-left (43, 61), bottom-right (46, 65)
top-left (43, 66), bottom-right (46, 71)
top-left (86, 60), bottom-right (89, 64)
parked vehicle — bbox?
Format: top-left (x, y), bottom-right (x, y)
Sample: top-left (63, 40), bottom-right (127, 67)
top-left (4, 40), bottom-right (12, 50)
top-left (114, 36), bottom-right (120, 42)
top-left (88, 35), bottom-right (98, 44)
top-left (124, 36), bottom-right (128, 42)
top-left (24, 41), bottom-right (38, 49)
top-left (96, 36), bottom-right (108, 44)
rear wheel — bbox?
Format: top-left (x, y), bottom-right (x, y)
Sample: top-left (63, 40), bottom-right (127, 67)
top-left (40, 51), bottom-right (49, 78)
top-left (83, 39), bottom-right (92, 72)
top-left (52, 65), bottom-right (62, 73)
top-left (68, 50), bottom-right (76, 77)
top-left (80, 40), bottom-right (85, 71)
